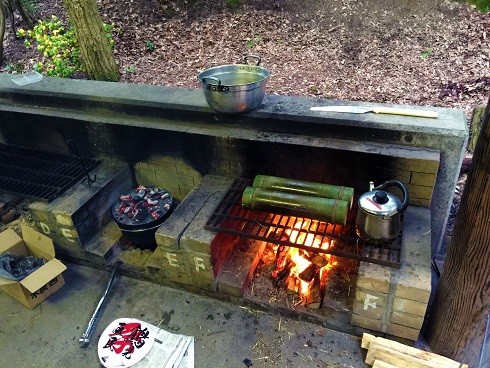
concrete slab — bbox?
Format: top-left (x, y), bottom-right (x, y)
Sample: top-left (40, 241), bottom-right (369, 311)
top-left (0, 262), bottom-right (368, 368)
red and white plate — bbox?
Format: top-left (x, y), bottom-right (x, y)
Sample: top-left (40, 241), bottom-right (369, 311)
top-left (98, 318), bottom-right (155, 368)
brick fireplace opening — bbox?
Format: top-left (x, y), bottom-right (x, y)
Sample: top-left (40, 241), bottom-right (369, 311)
top-left (147, 174), bottom-right (431, 341)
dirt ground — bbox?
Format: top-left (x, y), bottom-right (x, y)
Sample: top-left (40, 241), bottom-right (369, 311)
top-left (1, 0), bottom-right (489, 117)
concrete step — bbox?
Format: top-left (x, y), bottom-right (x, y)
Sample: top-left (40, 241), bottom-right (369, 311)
top-left (84, 220), bottom-right (124, 266)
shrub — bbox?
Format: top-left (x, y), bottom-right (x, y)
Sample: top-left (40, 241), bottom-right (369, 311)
top-left (17, 15), bottom-right (116, 78)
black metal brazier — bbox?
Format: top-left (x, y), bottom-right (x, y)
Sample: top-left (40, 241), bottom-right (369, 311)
top-left (112, 186), bottom-right (174, 250)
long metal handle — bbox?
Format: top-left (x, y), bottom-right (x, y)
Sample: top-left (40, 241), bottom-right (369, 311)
top-left (79, 261), bottom-right (121, 348)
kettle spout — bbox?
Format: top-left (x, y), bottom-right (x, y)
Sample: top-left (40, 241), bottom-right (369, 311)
top-left (369, 181), bottom-right (374, 191)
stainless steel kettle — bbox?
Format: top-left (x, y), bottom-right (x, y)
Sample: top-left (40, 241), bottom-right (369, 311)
top-left (355, 180), bottom-right (409, 245)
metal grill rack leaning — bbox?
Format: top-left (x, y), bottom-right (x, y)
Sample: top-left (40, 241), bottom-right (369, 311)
top-left (112, 186), bottom-right (174, 250)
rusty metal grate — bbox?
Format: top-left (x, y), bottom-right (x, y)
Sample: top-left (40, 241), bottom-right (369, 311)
top-left (0, 143), bottom-right (100, 202)
top-left (205, 178), bottom-right (401, 268)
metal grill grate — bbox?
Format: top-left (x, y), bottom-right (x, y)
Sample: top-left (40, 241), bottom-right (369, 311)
top-left (0, 143), bottom-right (100, 202)
top-left (205, 178), bottom-right (401, 268)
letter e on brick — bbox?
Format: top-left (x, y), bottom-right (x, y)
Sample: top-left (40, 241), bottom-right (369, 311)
top-left (165, 252), bottom-right (179, 267)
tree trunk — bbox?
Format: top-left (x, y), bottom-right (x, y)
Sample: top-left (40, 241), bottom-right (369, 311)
top-left (13, 0), bottom-right (34, 28)
top-left (63, 0), bottom-right (119, 81)
top-left (0, 1), bottom-right (5, 62)
top-left (425, 96), bottom-right (490, 361)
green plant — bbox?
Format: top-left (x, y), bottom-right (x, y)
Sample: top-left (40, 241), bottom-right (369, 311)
top-left (17, 15), bottom-right (116, 78)
top-left (246, 35), bottom-right (263, 47)
top-left (124, 65), bottom-right (137, 73)
top-left (225, 0), bottom-right (241, 9)
top-left (467, 0), bottom-right (490, 12)
top-left (420, 48), bottom-right (433, 59)
top-left (145, 39), bottom-right (154, 52)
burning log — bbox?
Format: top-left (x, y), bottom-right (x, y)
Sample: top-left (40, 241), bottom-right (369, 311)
top-left (298, 263), bottom-right (319, 282)
top-left (252, 175), bottom-right (354, 208)
top-left (273, 259), bottom-right (296, 288)
top-left (242, 187), bottom-right (348, 225)
top-left (300, 250), bottom-right (329, 268)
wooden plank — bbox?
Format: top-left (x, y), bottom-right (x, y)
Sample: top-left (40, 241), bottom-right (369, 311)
top-left (365, 341), bottom-right (467, 368)
top-left (361, 332), bottom-right (377, 349)
top-left (362, 333), bottom-right (468, 368)
top-left (372, 360), bottom-right (399, 368)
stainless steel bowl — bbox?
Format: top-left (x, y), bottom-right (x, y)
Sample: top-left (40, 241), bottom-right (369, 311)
top-left (197, 55), bottom-right (270, 114)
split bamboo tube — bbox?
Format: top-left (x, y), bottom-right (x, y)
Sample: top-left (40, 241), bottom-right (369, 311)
top-left (252, 175), bottom-right (354, 209)
top-left (242, 186), bottom-right (349, 225)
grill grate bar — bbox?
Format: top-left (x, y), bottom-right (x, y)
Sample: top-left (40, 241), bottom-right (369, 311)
top-left (0, 143), bottom-right (100, 202)
top-left (205, 178), bottom-right (401, 268)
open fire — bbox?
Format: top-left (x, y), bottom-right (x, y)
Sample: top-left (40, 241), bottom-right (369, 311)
top-left (270, 218), bottom-right (338, 307)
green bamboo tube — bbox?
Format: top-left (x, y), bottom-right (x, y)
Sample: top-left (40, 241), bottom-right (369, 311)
top-left (252, 175), bottom-right (354, 209)
top-left (242, 186), bottom-right (348, 225)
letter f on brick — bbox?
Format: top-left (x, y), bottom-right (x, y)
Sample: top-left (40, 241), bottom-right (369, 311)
top-left (364, 294), bottom-right (379, 310)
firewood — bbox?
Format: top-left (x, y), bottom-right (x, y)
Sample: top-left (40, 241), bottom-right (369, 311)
top-left (372, 360), bottom-right (399, 368)
top-left (361, 332), bottom-right (377, 349)
top-left (362, 334), bottom-right (468, 368)
top-left (298, 263), bottom-right (319, 282)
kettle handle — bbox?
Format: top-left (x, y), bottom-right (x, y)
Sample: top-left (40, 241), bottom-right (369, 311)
top-left (373, 180), bottom-right (409, 213)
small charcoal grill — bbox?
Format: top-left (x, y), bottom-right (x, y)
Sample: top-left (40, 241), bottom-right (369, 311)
top-left (205, 178), bottom-right (402, 268)
top-left (112, 186), bottom-right (174, 250)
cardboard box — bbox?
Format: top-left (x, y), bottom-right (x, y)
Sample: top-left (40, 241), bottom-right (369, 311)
top-left (0, 224), bottom-right (67, 309)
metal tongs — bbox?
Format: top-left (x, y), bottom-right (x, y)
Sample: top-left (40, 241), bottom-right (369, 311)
top-left (79, 261), bottom-right (121, 348)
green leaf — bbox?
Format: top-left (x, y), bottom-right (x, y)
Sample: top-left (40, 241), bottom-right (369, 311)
top-left (420, 48), bottom-right (433, 59)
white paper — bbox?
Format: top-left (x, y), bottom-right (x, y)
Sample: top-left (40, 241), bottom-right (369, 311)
top-left (133, 323), bottom-right (194, 368)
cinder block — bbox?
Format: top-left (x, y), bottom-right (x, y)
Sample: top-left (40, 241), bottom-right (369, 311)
top-left (392, 297), bottom-right (428, 317)
top-left (410, 172), bottom-right (437, 187)
top-left (379, 147), bottom-right (440, 173)
top-left (355, 288), bottom-right (388, 310)
top-left (134, 168), bottom-right (158, 186)
top-left (390, 310), bottom-right (424, 329)
top-left (356, 261), bottom-right (392, 293)
top-left (51, 233), bottom-right (88, 261)
top-left (216, 240), bottom-right (266, 297)
top-left (84, 220), bottom-right (123, 265)
top-left (352, 300), bottom-right (384, 320)
top-left (393, 266), bottom-right (431, 303)
top-left (184, 251), bottom-right (216, 291)
top-left (351, 313), bottom-right (383, 331)
top-left (180, 177), bottom-right (235, 254)
top-left (119, 248), bottom-right (152, 273)
top-left (355, 165), bottom-right (411, 183)
top-left (386, 322), bottom-right (420, 341)
top-left (155, 175), bottom-right (234, 250)
top-left (28, 201), bottom-right (53, 223)
top-left (408, 197), bottom-right (431, 208)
